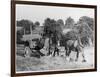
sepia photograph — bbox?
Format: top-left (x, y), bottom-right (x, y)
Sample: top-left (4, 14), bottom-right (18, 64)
top-left (11, 1), bottom-right (97, 76)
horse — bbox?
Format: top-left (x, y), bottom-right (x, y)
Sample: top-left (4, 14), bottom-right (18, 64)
top-left (60, 35), bottom-right (86, 62)
top-left (65, 38), bottom-right (86, 62)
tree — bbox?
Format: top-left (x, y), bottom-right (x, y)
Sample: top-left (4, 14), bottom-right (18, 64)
top-left (43, 18), bottom-right (52, 37)
top-left (78, 23), bottom-right (92, 37)
top-left (43, 18), bottom-right (62, 41)
top-left (43, 18), bottom-right (63, 55)
top-left (57, 19), bottom-right (64, 29)
top-left (65, 17), bottom-right (75, 29)
top-left (17, 19), bottom-right (35, 34)
top-left (76, 22), bottom-right (93, 46)
top-left (35, 21), bottom-right (40, 27)
top-left (50, 22), bottom-right (62, 44)
top-left (78, 16), bottom-right (94, 30)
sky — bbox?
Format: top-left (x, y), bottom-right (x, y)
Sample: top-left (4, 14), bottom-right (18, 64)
top-left (16, 4), bottom-right (94, 26)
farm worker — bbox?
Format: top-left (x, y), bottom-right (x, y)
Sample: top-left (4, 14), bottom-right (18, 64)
top-left (33, 43), bottom-right (45, 56)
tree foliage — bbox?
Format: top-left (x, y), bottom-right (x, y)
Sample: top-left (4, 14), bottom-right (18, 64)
top-left (16, 16), bottom-right (94, 46)
top-left (77, 22), bottom-right (92, 38)
top-left (78, 16), bottom-right (94, 30)
top-left (35, 21), bottom-right (40, 27)
top-left (17, 19), bottom-right (35, 34)
top-left (57, 19), bottom-right (64, 29)
top-left (65, 17), bottom-right (75, 29)
top-left (43, 18), bottom-right (62, 45)
top-left (75, 22), bottom-right (93, 46)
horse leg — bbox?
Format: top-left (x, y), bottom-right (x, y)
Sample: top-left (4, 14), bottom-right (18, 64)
top-left (65, 46), bottom-right (68, 56)
top-left (47, 46), bottom-right (51, 56)
top-left (57, 49), bottom-right (59, 56)
top-left (66, 48), bottom-right (72, 61)
top-left (81, 51), bottom-right (86, 62)
top-left (79, 46), bottom-right (86, 62)
top-left (65, 45), bottom-right (70, 57)
top-left (75, 48), bottom-right (79, 61)
top-left (53, 50), bottom-right (56, 57)
top-left (67, 48), bottom-right (71, 57)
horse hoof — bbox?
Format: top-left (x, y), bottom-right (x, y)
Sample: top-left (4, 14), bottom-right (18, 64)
top-left (82, 60), bottom-right (86, 62)
top-left (69, 58), bottom-right (73, 62)
top-left (75, 59), bottom-right (78, 62)
top-left (53, 55), bottom-right (55, 57)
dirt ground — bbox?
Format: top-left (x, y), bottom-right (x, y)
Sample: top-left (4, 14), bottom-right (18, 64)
top-left (16, 46), bottom-right (95, 72)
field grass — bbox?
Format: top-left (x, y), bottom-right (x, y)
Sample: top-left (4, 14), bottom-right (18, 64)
top-left (16, 45), bottom-right (94, 72)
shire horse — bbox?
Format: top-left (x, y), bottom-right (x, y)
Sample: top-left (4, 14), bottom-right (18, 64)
top-left (60, 36), bottom-right (86, 62)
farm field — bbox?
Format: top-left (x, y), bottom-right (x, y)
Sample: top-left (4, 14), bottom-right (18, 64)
top-left (16, 45), bottom-right (94, 72)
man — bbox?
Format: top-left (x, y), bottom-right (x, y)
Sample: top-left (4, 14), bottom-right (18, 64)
top-left (32, 41), bottom-right (45, 57)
